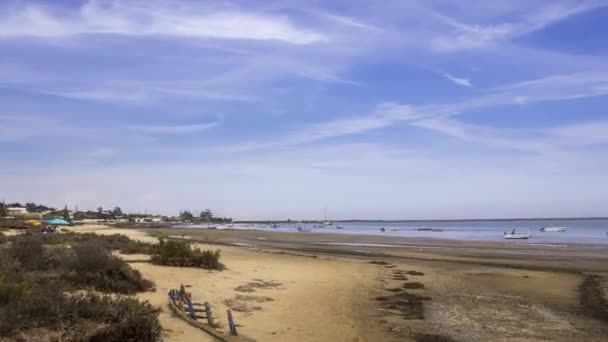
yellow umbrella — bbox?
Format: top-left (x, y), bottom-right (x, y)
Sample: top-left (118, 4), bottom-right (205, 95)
top-left (26, 220), bottom-right (42, 226)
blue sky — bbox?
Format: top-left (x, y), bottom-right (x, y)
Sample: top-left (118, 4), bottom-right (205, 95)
top-left (1, 0), bottom-right (608, 220)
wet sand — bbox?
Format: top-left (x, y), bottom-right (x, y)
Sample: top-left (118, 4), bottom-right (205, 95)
top-left (71, 225), bottom-right (608, 341)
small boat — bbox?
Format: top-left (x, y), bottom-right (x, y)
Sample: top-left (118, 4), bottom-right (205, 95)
top-left (431, 228), bottom-right (444, 232)
top-left (336, 226), bottom-right (343, 229)
top-left (323, 207), bottom-right (333, 226)
top-left (540, 226), bottom-right (566, 232)
top-left (417, 228), bottom-right (433, 231)
top-left (504, 229), bottom-right (531, 239)
top-left (270, 223), bottom-right (279, 228)
top-left (297, 227), bottom-right (312, 233)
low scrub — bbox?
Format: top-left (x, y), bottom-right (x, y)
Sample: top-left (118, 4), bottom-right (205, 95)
top-left (0, 282), bottom-right (161, 341)
top-left (0, 233), bottom-right (160, 341)
top-left (151, 238), bottom-right (223, 270)
top-left (66, 242), bottom-right (154, 294)
top-left (3, 234), bottom-right (154, 294)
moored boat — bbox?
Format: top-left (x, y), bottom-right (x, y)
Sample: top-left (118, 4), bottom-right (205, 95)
top-left (540, 226), bottom-right (566, 232)
top-left (504, 229), bottom-right (531, 239)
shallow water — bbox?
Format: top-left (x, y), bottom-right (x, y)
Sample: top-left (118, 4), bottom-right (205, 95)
top-left (180, 218), bottom-right (608, 244)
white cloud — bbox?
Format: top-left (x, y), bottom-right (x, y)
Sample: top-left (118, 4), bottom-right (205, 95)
top-left (214, 71), bottom-right (608, 154)
top-left (0, 1), bottom-right (328, 45)
top-left (215, 103), bottom-right (417, 153)
top-left (130, 122), bottom-right (219, 134)
top-left (428, 1), bottom-right (606, 51)
top-left (551, 121), bottom-right (608, 145)
top-left (440, 72), bottom-right (472, 87)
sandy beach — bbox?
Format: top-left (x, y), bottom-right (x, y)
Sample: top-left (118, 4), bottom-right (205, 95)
top-left (67, 225), bottom-right (608, 341)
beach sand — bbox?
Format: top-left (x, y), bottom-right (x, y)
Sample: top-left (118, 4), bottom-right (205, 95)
top-left (70, 225), bottom-right (608, 341)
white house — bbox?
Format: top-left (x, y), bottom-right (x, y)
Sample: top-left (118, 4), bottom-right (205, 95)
top-left (7, 207), bottom-right (27, 214)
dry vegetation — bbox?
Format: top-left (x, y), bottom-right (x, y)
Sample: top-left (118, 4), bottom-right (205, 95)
top-left (0, 232), bottom-right (160, 341)
top-left (150, 238), bottom-right (223, 270)
top-left (0, 231), bottom-right (225, 341)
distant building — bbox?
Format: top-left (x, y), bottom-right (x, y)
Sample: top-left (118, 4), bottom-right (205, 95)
top-left (7, 207), bottom-right (27, 214)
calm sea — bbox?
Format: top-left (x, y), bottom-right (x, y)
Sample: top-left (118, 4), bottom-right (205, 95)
top-left (192, 219), bottom-right (608, 245)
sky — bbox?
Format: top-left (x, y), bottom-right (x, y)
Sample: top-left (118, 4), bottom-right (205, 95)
top-left (1, 0), bottom-right (608, 220)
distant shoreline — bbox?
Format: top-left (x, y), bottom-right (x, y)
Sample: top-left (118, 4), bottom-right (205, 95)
top-left (235, 217), bottom-right (608, 224)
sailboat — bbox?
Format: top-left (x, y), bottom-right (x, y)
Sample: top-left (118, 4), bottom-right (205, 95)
top-left (323, 207), bottom-right (333, 226)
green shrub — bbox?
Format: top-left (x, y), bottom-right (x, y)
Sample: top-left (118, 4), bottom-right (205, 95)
top-left (0, 283), bottom-right (24, 306)
top-left (151, 239), bottom-right (223, 270)
top-left (10, 233), bottom-right (49, 271)
top-left (27, 232), bottom-right (157, 255)
top-left (0, 284), bottom-right (161, 340)
top-left (66, 242), bottom-right (154, 294)
top-left (0, 233), bottom-right (160, 341)
top-left (119, 239), bottom-right (159, 255)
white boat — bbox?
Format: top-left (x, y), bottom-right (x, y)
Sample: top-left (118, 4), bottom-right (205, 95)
top-left (323, 207), bottom-right (333, 226)
top-left (540, 226), bottom-right (566, 232)
top-left (297, 227), bottom-right (312, 233)
top-left (504, 233), bottom-right (531, 239)
top-left (504, 229), bottom-right (531, 239)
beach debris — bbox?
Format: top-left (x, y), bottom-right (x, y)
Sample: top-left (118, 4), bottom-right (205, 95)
top-left (225, 295), bottom-right (272, 313)
top-left (413, 333), bottom-right (455, 342)
top-left (385, 287), bottom-right (405, 293)
top-left (579, 275), bottom-right (608, 323)
top-left (407, 271), bottom-right (425, 276)
top-left (168, 285), bottom-right (255, 341)
top-left (393, 275), bottom-right (408, 280)
top-left (235, 280), bottom-right (283, 293)
top-left (235, 295), bottom-right (274, 303)
top-left (369, 260), bottom-right (392, 266)
top-left (224, 299), bottom-right (262, 313)
top-left (375, 292), bottom-right (431, 320)
top-left (403, 282), bottom-right (425, 289)
top-left (384, 264), bottom-right (397, 268)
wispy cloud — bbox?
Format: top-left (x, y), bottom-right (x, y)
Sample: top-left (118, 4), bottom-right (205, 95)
top-left (427, 1), bottom-right (606, 51)
top-left (216, 71), bottom-right (608, 154)
top-left (130, 122), bottom-right (219, 134)
top-left (0, 1), bottom-right (328, 45)
top-left (440, 72), bottom-right (472, 87)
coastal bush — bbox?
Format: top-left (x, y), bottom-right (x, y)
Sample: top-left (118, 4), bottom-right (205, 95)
top-left (0, 283), bottom-right (161, 341)
top-left (19, 232), bottom-right (158, 255)
top-left (151, 238), bottom-right (223, 270)
top-left (10, 233), bottom-right (49, 271)
top-left (0, 233), bottom-right (160, 341)
top-left (66, 242), bottom-right (154, 294)
top-left (2, 234), bottom-right (154, 294)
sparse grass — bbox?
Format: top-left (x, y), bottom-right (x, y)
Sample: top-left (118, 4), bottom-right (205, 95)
top-left (151, 238), bottom-right (223, 270)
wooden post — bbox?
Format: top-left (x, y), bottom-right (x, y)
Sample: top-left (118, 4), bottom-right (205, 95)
top-left (204, 302), bottom-right (215, 327)
top-left (227, 309), bottom-right (238, 336)
top-left (187, 299), bottom-right (196, 320)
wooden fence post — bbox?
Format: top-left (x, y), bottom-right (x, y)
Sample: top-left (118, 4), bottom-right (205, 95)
top-left (204, 302), bottom-right (215, 327)
top-left (227, 309), bottom-right (238, 336)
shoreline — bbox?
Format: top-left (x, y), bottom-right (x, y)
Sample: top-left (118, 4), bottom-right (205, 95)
top-left (66, 225), bottom-right (608, 341)
top-left (235, 216), bottom-right (608, 223)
